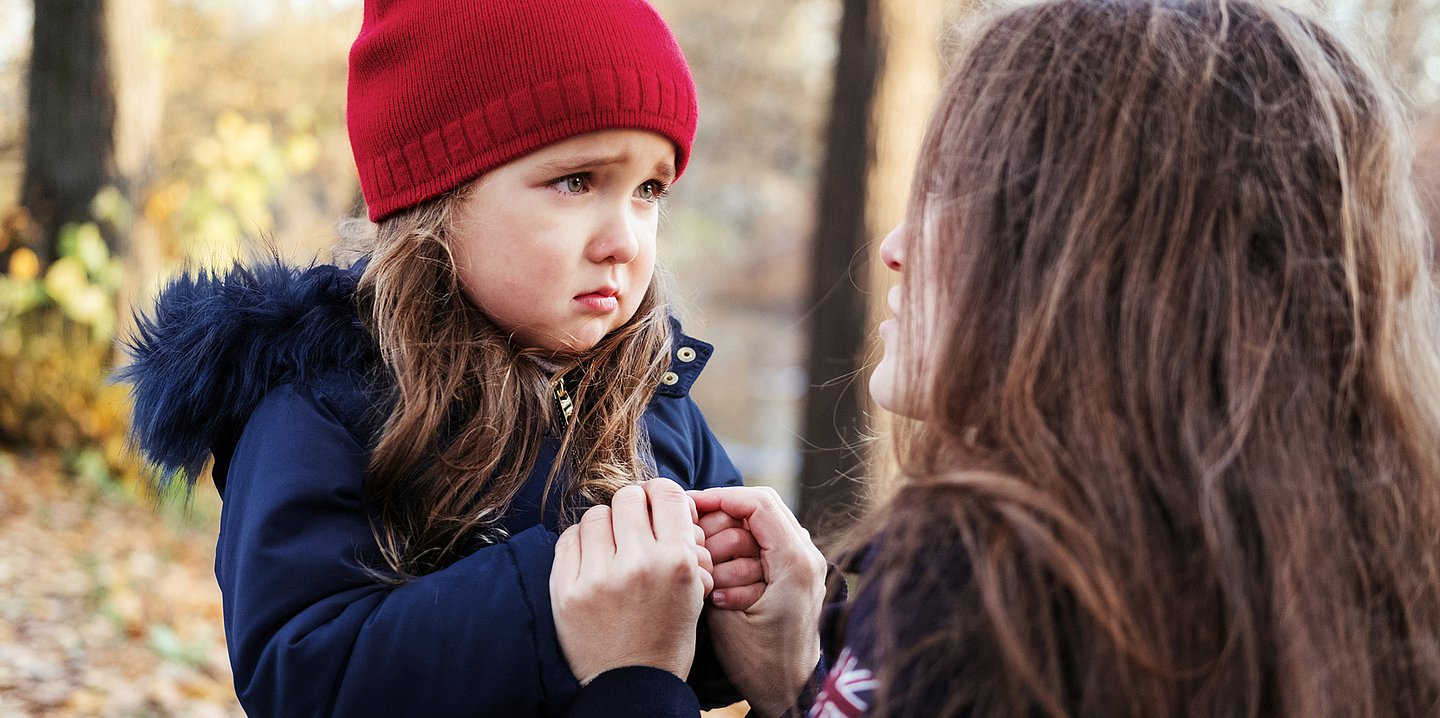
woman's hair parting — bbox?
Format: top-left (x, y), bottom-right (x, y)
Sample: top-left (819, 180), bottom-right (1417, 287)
top-left (849, 0), bottom-right (1440, 715)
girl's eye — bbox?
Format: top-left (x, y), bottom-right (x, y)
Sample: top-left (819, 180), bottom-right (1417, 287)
top-left (552, 174), bottom-right (589, 195)
top-left (636, 180), bottom-right (669, 203)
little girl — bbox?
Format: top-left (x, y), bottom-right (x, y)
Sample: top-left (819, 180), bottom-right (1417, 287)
top-left (119, 1), bottom-right (751, 715)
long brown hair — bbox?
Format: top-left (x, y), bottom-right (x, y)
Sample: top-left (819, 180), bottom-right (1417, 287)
top-left (849, 0), bottom-right (1440, 715)
top-left (349, 185), bottom-right (672, 578)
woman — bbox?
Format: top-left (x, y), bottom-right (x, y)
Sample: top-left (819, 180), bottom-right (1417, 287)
top-left (576, 0), bottom-right (1440, 715)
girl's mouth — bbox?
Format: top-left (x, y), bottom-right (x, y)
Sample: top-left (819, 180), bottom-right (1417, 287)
top-left (575, 288), bottom-right (619, 313)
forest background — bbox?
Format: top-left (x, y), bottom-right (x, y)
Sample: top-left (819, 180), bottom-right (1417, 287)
top-left (1, 0), bottom-right (1438, 714)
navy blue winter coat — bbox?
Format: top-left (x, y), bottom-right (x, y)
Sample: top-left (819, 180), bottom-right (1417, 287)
top-left (119, 260), bottom-right (743, 717)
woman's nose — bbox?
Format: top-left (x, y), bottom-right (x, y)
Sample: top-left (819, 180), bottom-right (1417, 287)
top-left (879, 223), bottom-right (906, 272)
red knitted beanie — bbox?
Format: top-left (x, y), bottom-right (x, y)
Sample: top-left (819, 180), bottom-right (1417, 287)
top-left (347, 0), bottom-right (699, 222)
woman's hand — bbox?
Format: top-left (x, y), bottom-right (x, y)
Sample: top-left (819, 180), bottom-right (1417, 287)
top-left (550, 479), bottom-right (713, 685)
top-left (690, 487), bottom-right (827, 717)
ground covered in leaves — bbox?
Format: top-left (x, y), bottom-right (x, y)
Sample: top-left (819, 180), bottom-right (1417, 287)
top-left (0, 451), bottom-right (240, 716)
top-left (0, 451), bottom-right (749, 717)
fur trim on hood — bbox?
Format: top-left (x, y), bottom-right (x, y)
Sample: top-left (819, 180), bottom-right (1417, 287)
top-left (116, 260), bottom-right (377, 493)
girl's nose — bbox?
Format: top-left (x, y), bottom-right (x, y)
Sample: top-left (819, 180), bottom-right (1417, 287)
top-left (588, 207), bottom-right (642, 264)
top-left (879, 223), bottom-right (907, 272)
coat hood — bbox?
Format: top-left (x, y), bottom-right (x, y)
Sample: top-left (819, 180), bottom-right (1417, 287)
top-left (117, 260), bottom-right (377, 492)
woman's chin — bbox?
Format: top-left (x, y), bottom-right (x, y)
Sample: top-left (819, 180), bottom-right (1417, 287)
top-left (869, 361), bottom-right (899, 414)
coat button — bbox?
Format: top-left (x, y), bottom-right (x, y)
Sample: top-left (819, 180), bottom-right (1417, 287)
top-left (676, 347), bottom-right (697, 362)
top-left (661, 371), bottom-right (680, 386)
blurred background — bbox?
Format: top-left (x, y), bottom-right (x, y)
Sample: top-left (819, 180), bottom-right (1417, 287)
top-left (1, 0), bottom-right (1438, 714)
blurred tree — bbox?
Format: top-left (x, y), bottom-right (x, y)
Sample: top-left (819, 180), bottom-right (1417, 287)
top-left (105, 0), bottom-right (163, 348)
top-left (796, 0), bottom-right (879, 532)
top-left (796, 0), bottom-right (957, 533)
top-left (861, 0), bottom-right (950, 508)
top-left (22, 0), bottom-right (116, 264)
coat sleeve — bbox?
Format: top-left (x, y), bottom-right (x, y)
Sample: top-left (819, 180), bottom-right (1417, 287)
top-left (564, 667), bottom-right (701, 718)
top-left (645, 393), bottom-right (744, 491)
top-left (216, 382), bottom-right (580, 717)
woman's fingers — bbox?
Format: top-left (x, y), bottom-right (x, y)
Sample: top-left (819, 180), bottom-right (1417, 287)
top-left (689, 487), bottom-right (805, 554)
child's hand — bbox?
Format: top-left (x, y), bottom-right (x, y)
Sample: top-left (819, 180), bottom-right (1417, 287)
top-left (550, 479), bottom-right (711, 684)
top-left (698, 508), bottom-right (765, 611)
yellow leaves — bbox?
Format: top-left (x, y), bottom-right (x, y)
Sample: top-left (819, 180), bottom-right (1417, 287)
top-left (144, 181), bottom-right (190, 225)
top-left (285, 103), bottom-right (317, 132)
top-left (213, 109), bottom-right (246, 143)
top-left (190, 136), bottom-right (223, 169)
top-left (44, 256), bottom-right (88, 300)
top-left (285, 134), bottom-right (321, 173)
top-left (7, 247), bottom-right (38, 281)
top-left (154, 109), bottom-right (319, 266)
top-left (30, 224), bottom-right (121, 341)
top-left (90, 186), bottom-right (133, 229)
top-left (0, 226), bottom-right (129, 463)
top-left (216, 110), bottom-right (274, 170)
top-left (70, 223), bottom-right (110, 275)
top-left (189, 213), bottom-right (243, 268)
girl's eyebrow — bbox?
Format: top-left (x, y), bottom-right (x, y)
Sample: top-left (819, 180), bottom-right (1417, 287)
top-left (537, 153), bottom-right (676, 181)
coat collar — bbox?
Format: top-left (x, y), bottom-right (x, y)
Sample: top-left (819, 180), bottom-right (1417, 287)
top-left (658, 324), bottom-right (714, 399)
top-left (119, 258), bottom-right (715, 493)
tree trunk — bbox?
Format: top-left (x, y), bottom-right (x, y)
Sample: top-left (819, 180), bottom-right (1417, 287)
top-left (862, 0), bottom-right (961, 505)
top-left (796, 0), bottom-right (881, 533)
top-left (796, 0), bottom-right (955, 534)
top-left (22, 0), bottom-right (115, 264)
top-left (107, 0), bottom-right (164, 361)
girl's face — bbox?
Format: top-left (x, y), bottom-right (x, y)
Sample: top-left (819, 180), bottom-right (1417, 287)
top-left (871, 222), bottom-right (922, 417)
top-left (449, 129), bottom-right (674, 352)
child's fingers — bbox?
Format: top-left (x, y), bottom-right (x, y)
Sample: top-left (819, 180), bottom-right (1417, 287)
top-left (710, 582), bottom-right (765, 612)
top-left (642, 478), bottom-right (696, 548)
top-left (711, 556), bottom-right (765, 589)
top-left (696, 544), bottom-right (715, 596)
top-left (552, 524), bottom-right (582, 583)
top-left (609, 483), bottom-right (653, 553)
top-left (698, 509), bottom-right (743, 539)
top-left (577, 504), bottom-right (616, 576)
top-left (684, 490), bottom-right (700, 524)
top-left (706, 526), bottom-right (761, 563)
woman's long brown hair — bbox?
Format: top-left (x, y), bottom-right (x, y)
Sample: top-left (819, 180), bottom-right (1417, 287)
top-left (848, 0), bottom-right (1440, 715)
top-left (347, 186), bottom-right (672, 578)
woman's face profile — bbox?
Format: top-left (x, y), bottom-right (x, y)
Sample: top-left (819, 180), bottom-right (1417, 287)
top-left (871, 222), bottom-right (921, 417)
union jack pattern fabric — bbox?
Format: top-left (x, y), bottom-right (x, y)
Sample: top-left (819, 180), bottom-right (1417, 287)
top-left (809, 647), bottom-right (877, 717)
